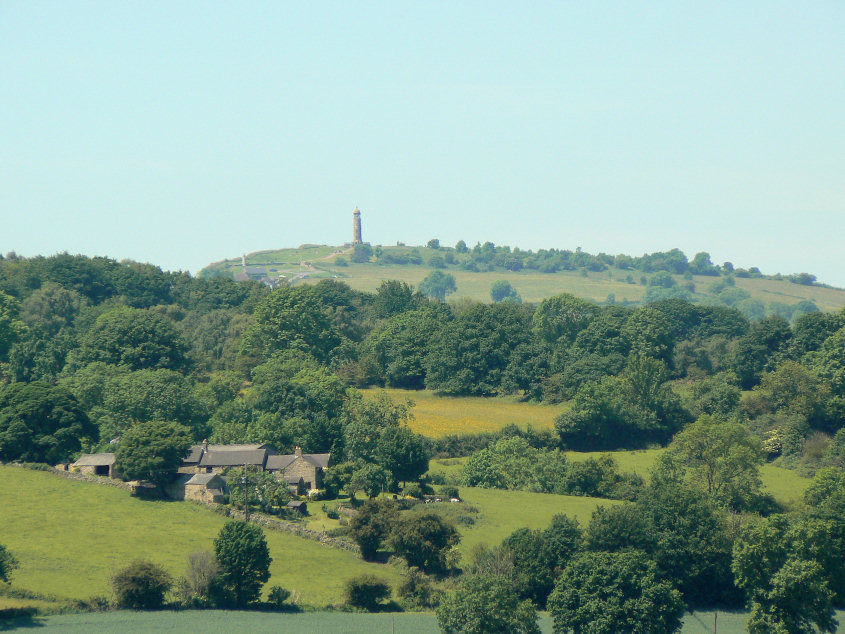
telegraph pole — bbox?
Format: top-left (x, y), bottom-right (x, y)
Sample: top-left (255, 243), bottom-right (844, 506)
top-left (241, 465), bottom-right (250, 522)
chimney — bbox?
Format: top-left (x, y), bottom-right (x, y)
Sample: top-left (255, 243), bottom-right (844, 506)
top-left (202, 439), bottom-right (209, 454)
top-left (295, 446), bottom-right (302, 458)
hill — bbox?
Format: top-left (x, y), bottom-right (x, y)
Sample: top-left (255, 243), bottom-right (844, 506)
top-left (200, 244), bottom-right (845, 313)
top-left (0, 466), bottom-right (402, 606)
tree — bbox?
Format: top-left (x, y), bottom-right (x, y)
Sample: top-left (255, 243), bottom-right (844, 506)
top-left (418, 270), bottom-right (456, 301)
top-left (174, 550), bottom-right (220, 607)
top-left (0, 543), bottom-right (19, 583)
top-left (436, 574), bottom-right (541, 634)
top-left (502, 528), bottom-right (555, 607)
top-left (227, 466), bottom-right (291, 514)
top-left (240, 286), bottom-right (343, 363)
top-left (547, 550), bottom-right (684, 634)
top-left (111, 559), bottom-right (172, 609)
top-left (730, 315), bottom-right (792, 389)
top-left (733, 516), bottom-right (838, 634)
top-left (662, 414), bottom-right (763, 509)
top-left (424, 303), bottom-right (532, 396)
top-left (0, 290), bottom-right (26, 359)
top-left (426, 238), bottom-right (440, 249)
top-left (343, 391), bottom-right (413, 463)
top-left (532, 293), bottom-right (598, 346)
top-left (372, 280), bottom-right (416, 318)
top-left (491, 281), bottom-right (522, 304)
top-left (115, 420), bottom-right (193, 487)
top-left (78, 306), bottom-right (189, 371)
top-left (351, 243), bottom-right (374, 263)
top-left (396, 566), bottom-right (437, 610)
top-left (102, 369), bottom-right (207, 438)
top-left (349, 498), bottom-right (399, 560)
top-left (639, 480), bottom-right (738, 607)
top-left (363, 305), bottom-right (449, 389)
top-left (214, 520), bottom-right (272, 607)
top-left (0, 381), bottom-right (95, 464)
top-left (375, 425), bottom-right (429, 484)
top-left (747, 558), bottom-right (837, 634)
top-left (349, 462), bottom-right (392, 498)
top-left (344, 574), bottom-right (391, 611)
top-left (389, 512), bottom-right (460, 574)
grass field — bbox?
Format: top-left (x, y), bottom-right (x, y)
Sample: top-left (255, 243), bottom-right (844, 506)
top-left (454, 487), bottom-right (619, 555)
top-left (10, 609), bottom-right (845, 633)
top-left (0, 467), bottom-right (401, 607)
top-left (201, 244), bottom-right (845, 310)
top-left (364, 388), bottom-right (567, 437)
top-left (428, 450), bottom-right (811, 511)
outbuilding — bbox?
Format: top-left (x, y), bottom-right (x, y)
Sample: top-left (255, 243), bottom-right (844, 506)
top-left (71, 453), bottom-right (116, 478)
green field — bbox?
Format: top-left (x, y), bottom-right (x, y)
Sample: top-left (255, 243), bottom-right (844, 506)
top-left (454, 487), bottom-right (619, 554)
top-left (428, 450), bottom-right (811, 511)
top-left (201, 244), bottom-right (845, 310)
top-left (0, 467), bottom-right (401, 607)
top-left (365, 388), bottom-right (566, 437)
top-left (8, 608), bottom-right (845, 633)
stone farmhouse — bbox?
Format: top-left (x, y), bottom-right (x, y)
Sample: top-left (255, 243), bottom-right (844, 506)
top-left (68, 441), bottom-right (331, 504)
top-left (177, 440), bottom-right (331, 499)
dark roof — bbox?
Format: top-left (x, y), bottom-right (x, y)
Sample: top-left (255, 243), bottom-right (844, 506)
top-left (304, 453), bottom-right (331, 469)
top-left (245, 267), bottom-right (268, 276)
top-left (184, 446), bottom-right (204, 464)
top-left (265, 455), bottom-right (296, 471)
top-left (233, 272), bottom-right (250, 282)
top-left (183, 443), bottom-right (273, 466)
top-left (208, 443), bottom-right (269, 452)
top-left (265, 453), bottom-right (330, 471)
top-left (73, 453), bottom-right (115, 467)
top-left (199, 450), bottom-right (268, 467)
top-left (186, 473), bottom-right (225, 487)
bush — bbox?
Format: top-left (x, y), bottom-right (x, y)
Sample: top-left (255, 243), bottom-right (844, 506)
top-left (397, 566), bottom-right (439, 610)
top-left (111, 559), bottom-right (172, 610)
top-left (344, 574), bottom-right (391, 611)
top-left (173, 550), bottom-right (219, 607)
top-left (267, 585), bottom-right (292, 609)
top-left (440, 486), bottom-right (460, 500)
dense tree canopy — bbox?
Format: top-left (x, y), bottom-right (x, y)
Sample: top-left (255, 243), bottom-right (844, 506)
top-left (114, 420), bottom-right (193, 486)
top-left (0, 381), bottom-right (94, 463)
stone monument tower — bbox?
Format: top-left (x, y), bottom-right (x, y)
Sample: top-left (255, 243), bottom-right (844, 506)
top-left (352, 207), bottom-right (363, 245)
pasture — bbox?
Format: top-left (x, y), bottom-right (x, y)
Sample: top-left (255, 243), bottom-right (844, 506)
top-left (10, 609), bottom-right (845, 633)
top-left (201, 244), bottom-right (845, 310)
top-left (428, 451), bottom-right (811, 510)
top-left (364, 388), bottom-right (566, 437)
top-left (0, 467), bottom-right (401, 607)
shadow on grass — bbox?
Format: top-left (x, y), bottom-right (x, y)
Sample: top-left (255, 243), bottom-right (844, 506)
top-left (0, 610), bottom-right (46, 630)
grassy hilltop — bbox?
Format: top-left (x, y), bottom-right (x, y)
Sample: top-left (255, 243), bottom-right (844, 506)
top-left (200, 244), bottom-right (845, 311)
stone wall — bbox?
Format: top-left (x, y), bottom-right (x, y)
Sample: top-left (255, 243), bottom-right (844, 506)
top-left (227, 508), bottom-right (360, 554)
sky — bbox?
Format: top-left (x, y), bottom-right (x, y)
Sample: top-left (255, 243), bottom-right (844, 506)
top-left (2, 2), bottom-right (844, 285)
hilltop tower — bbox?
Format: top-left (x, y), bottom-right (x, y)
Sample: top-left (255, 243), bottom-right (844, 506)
top-left (352, 207), bottom-right (362, 245)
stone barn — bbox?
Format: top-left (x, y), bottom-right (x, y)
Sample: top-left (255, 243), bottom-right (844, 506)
top-left (168, 473), bottom-right (227, 504)
top-left (72, 453), bottom-right (116, 478)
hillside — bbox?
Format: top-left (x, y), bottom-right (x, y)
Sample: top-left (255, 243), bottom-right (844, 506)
top-left (0, 466), bottom-right (402, 606)
top-left (200, 244), bottom-right (845, 312)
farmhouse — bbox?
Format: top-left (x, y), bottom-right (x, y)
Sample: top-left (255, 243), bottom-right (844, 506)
top-left (265, 446), bottom-right (331, 490)
top-left (180, 441), bottom-right (276, 474)
top-left (71, 453), bottom-right (117, 478)
top-left (179, 441), bottom-right (330, 491)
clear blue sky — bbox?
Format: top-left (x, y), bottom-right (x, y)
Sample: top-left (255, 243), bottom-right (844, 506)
top-left (2, 2), bottom-right (844, 285)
